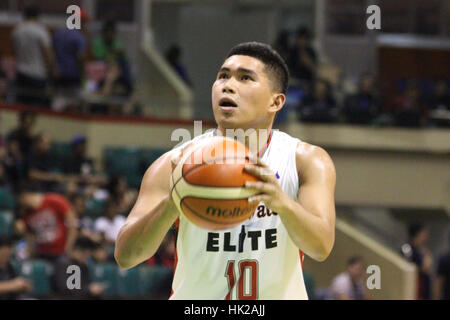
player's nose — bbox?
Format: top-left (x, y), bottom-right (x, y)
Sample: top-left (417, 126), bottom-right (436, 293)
top-left (222, 85), bottom-right (235, 94)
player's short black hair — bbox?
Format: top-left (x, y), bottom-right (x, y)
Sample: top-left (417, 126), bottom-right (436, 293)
top-left (226, 42), bottom-right (289, 94)
top-left (24, 3), bottom-right (40, 19)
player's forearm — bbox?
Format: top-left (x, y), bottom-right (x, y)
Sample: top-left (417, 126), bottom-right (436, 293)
top-left (277, 199), bottom-right (334, 262)
top-left (114, 196), bottom-right (177, 269)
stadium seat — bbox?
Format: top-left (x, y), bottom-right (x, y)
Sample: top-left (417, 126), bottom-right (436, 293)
top-left (140, 148), bottom-right (167, 172)
top-left (18, 260), bottom-right (54, 296)
top-left (137, 266), bottom-right (173, 296)
top-left (0, 188), bottom-right (15, 209)
top-left (104, 147), bottom-right (142, 188)
top-left (84, 198), bottom-right (105, 218)
top-left (116, 267), bottom-right (140, 297)
top-left (89, 262), bottom-right (119, 297)
top-left (0, 210), bottom-right (14, 236)
top-left (303, 271), bottom-right (316, 300)
top-left (50, 142), bottom-right (72, 171)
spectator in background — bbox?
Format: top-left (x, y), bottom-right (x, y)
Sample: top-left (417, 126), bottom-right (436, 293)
top-left (94, 199), bottom-right (126, 252)
top-left (15, 187), bottom-right (78, 264)
top-left (434, 249), bottom-right (450, 300)
top-left (53, 236), bottom-right (106, 299)
top-left (0, 236), bottom-right (33, 300)
top-left (28, 133), bottom-right (68, 192)
top-left (298, 78), bottom-right (338, 123)
top-left (343, 74), bottom-right (380, 125)
top-left (391, 83), bottom-right (428, 127)
top-left (273, 30), bottom-right (291, 67)
top-left (52, 8), bottom-right (89, 92)
top-left (11, 3), bottom-right (55, 106)
top-left (7, 111), bottom-right (36, 158)
top-left (401, 223), bottom-right (433, 300)
top-left (0, 70), bottom-right (6, 99)
top-left (329, 256), bottom-right (368, 300)
top-left (288, 26), bottom-right (317, 89)
top-left (92, 20), bottom-right (132, 101)
top-left (165, 45), bottom-right (192, 87)
top-left (70, 193), bottom-right (100, 244)
top-left (91, 241), bottom-right (109, 264)
top-left (428, 80), bottom-right (450, 128)
top-left (92, 20), bottom-right (124, 62)
top-left (2, 137), bottom-right (28, 192)
top-left (63, 135), bottom-right (106, 188)
top-left (107, 175), bottom-right (137, 215)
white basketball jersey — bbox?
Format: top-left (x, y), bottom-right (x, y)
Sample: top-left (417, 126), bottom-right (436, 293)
top-left (169, 130), bottom-right (308, 300)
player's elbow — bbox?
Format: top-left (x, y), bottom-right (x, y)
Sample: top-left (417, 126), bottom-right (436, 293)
top-left (312, 238), bottom-right (334, 262)
top-left (114, 249), bottom-right (134, 270)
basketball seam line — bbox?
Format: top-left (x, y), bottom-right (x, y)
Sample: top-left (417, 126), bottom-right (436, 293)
top-left (173, 155), bottom-right (251, 189)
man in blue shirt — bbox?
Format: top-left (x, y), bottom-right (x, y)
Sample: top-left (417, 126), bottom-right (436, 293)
top-left (52, 11), bottom-right (89, 89)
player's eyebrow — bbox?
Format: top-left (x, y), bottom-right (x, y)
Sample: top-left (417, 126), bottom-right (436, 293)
top-left (218, 67), bottom-right (258, 77)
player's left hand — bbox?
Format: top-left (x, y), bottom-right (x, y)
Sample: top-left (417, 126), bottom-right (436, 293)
top-left (243, 156), bottom-right (290, 214)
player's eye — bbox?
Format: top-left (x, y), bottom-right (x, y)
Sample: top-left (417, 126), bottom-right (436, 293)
top-left (241, 75), bottom-right (252, 81)
top-left (218, 73), bottom-right (228, 79)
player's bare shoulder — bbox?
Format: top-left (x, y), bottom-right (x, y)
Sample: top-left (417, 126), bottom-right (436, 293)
top-left (295, 141), bottom-right (336, 184)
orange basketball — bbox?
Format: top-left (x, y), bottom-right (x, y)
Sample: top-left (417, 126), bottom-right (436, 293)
top-left (170, 136), bottom-right (261, 230)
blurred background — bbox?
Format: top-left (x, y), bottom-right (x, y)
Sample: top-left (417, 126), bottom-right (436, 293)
top-left (0, 0), bottom-right (449, 300)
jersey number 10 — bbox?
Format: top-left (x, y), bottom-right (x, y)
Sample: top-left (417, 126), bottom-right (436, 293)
top-left (224, 259), bottom-right (259, 300)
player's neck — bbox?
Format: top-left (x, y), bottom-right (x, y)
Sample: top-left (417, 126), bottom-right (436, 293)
top-left (216, 124), bottom-right (273, 157)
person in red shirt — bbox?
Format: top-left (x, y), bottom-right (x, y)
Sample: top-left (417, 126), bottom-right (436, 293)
top-left (16, 189), bottom-right (78, 262)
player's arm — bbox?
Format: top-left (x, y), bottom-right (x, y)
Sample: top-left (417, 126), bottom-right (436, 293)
top-left (245, 143), bottom-right (336, 261)
top-left (114, 152), bottom-right (179, 269)
top-left (290, 143), bottom-right (336, 261)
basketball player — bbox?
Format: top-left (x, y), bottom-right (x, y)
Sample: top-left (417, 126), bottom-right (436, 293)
top-left (114, 42), bottom-right (336, 300)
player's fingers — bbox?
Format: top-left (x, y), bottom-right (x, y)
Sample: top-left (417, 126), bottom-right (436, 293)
top-left (248, 194), bottom-right (270, 204)
top-left (246, 155), bottom-right (268, 168)
top-left (245, 181), bottom-right (275, 194)
top-left (244, 165), bottom-right (276, 182)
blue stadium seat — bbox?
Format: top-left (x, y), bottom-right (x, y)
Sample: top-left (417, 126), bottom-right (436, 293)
top-left (138, 266), bottom-right (173, 296)
top-left (89, 262), bottom-right (119, 297)
top-left (116, 267), bottom-right (140, 297)
top-left (50, 142), bottom-right (72, 172)
top-left (140, 148), bottom-right (167, 171)
top-left (18, 260), bottom-right (54, 296)
top-left (0, 188), bottom-right (15, 209)
top-left (104, 147), bottom-right (142, 188)
top-left (0, 210), bottom-right (14, 236)
top-left (84, 198), bottom-right (105, 218)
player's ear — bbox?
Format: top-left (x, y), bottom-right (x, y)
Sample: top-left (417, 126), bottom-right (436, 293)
top-left (269, 93), bottom-right (286, 113)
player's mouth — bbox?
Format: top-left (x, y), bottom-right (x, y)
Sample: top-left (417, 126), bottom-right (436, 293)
top-left (218, 97), bottom-right (238, 111)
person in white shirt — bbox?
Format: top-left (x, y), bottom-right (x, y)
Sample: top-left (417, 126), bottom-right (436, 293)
top-left (12, 4), bottom-right (56, 106)
top-left (94, 199), bottom-right (126, 245)
top-left (329, 256), bottom-right (368, 300)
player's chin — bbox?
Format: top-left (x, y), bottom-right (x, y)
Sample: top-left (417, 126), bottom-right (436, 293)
top-left (216, 116), bottom-right (242, 130)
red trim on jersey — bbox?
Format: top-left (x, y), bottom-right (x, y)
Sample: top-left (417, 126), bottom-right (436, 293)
top-left (170, 219), bottom-right (180, 298)
top-left (256, 131), bottom-right (272, 157)
top-left (299, 250), bottom-right (304, 268)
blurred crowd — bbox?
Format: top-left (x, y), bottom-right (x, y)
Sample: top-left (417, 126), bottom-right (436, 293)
top-left (0, 5), bottom-right (448, 128)
top-left (310, 223), bottom-right (449, 300)
top-left (273, 26), bottom-right (449, 128)
top-left (0, 111), bottom-right (175, 300)
top-left (0, 4), bottom-right (139, 116)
